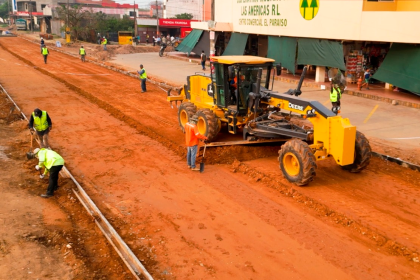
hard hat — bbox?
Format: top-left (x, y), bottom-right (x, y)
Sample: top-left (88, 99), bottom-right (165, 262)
top-left (33, 148), bottom-right (40, 154)
top-left (190, 115), bottom-right (198, 122)
top-left (103, 36), bottom-right (105, 38)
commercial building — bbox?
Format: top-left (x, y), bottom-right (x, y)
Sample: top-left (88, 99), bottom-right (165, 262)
top-left (181, 0), bottom-right (420, 95)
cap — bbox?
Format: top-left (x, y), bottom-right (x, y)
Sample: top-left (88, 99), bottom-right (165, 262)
top-left (140, 64), bottom-right (143, 67)
top-left (33, 148), bottom-right (40, 154)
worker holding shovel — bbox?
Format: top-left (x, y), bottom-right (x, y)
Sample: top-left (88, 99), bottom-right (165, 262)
top-left (185, 115), bottom-right (207, 171)
top-left (28, 108), bottom-right (52, 148)
top-left (33, 148), bottom-right (65, 198)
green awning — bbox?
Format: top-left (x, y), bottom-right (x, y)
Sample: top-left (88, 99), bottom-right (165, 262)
top-left (373, 43), bottom-right (420, 95)
top-left (297, 38), bottom-right (345, 71)
top-left (267, 36), bottom-right (297, 74)
top-left (175, 29), bottom-right (203, 55)
top-left (222, 33), bottom-right (249, 56)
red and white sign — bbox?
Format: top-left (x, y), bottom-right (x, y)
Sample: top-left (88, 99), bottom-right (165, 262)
top-left (16, 11), bottom-right (43, 16)
top-left (158, 19), bottom-right (197, 27)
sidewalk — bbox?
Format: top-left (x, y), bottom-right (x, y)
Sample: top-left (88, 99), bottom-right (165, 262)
top-left (166, 52), bottom-right (420, 109)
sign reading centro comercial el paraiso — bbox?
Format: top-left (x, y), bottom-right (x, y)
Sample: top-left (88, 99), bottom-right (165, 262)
top-left (236, 0), bottom-right (319, 28)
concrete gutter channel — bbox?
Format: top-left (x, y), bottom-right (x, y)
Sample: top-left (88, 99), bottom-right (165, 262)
top-left (1, 35), bottom-right (420, 278)
top-left (0, 82), bottom-right (154, 280)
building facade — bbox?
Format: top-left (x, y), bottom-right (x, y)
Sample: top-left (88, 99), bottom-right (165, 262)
top-left (188, 0), bottom-right (420, 94)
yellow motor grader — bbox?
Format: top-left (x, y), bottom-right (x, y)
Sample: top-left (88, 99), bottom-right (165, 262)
top-left (167, 56), bottom-right (371, 185)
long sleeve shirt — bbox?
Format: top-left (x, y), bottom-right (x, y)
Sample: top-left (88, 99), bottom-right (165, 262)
top-left (185, 122), bottom-right (206, 147)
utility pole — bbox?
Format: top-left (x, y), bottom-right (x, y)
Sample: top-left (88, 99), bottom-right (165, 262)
top-left (29, 0), bottom-right (33, 32)
top-left (156, 0), bottom-right (159, 36)
top-left (133, 1), bottom-right (136, 37)
top-left (65, 0), bottom-right (70, 43)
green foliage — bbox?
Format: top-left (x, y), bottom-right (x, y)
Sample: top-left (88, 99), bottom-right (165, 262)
top-left (0, 2), bottom-right (9, 21)
top-left (104, 15), bottom-right (134, 32)
top-left (173, 13), bottom-right (193, 19)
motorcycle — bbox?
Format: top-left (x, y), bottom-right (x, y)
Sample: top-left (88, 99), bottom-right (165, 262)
top-left (159, 43), bottom-right (167, 57)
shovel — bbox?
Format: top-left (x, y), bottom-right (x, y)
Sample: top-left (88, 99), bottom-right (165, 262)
top-left (200, 144), bottom-right (207, 173)
top-left (26, 131), bottom-right (35, 160)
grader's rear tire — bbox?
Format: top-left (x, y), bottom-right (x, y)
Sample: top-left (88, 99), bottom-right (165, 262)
top-left (196, 109), bottom-right (219, 141)
top-left (341, 131), bottom-right (371, 173)
top-left (278, 139), bottom-right (317, 186)
top-left (178, 102), bottom-right (197, 132)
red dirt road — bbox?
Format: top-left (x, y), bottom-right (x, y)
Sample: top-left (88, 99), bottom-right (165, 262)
top-left (1, 36), bottom-right (420, 279)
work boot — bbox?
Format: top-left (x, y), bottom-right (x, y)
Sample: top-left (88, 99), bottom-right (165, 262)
top-left (40, 194), bottom-right (53, 198)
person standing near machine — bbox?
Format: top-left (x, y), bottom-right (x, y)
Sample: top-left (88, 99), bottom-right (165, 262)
top-left (330, 83), bottom-right (342, 114)
top-left (185, 115), bottom-right (207, 171)
top-left (28, 108), bottom-right (52, 148)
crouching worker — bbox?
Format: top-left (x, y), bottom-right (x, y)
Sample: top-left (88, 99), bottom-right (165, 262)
top-left (185, 115), bottom-right (207, 171)
top-left (33, 148), bottom-right (65, 198)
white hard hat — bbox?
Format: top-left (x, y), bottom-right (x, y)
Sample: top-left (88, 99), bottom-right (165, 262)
top-left (33, 148), bottom-right (40, 154)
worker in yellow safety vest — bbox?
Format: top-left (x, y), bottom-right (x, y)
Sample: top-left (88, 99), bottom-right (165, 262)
top-left (330, 84), bottom-right (342, 114)
top-left (137, 64), bottom-right (147, 92)
top-left (28, 108), bottom-right (52, 148)
top-left (79, 46), bottom-right (86, 62)
top-left (41, 45), bottom-right (49, 64)
top-left (33, 148), bottom-right (65, 198)
top-left (101, 36), bottom-right (107, 50)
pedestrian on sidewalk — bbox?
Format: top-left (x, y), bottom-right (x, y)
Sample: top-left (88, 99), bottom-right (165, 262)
top-left (330, 83), bottom-right (342, 115)
top-left (41, 45), bottom-right (49, 64)
top-left (152, 36), bottom-right (156, 46)
top-left (185, 115), bottom-right (207, 171)
top-left (33, 148), bottom-right (65, 198)
top-left (146, 34), bottom-right (149, 45)
top-left (79, 45), bottom-right (86, 62)
top-left (101, 36), bottom-right (107, 51)
top-left (137, 64), bottom-right (147, 92)
top-left (40, 37), bottom-right (44, 50)
top-left (361, 69), bottom-right (371, 90)
top-left (200, 50), bottom-right (207, 70)
top-left (28, 108), bottom-right (52, 148)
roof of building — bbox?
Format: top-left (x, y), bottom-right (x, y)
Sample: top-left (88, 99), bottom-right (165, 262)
top-left (211, 56), bottom-right (275, 65)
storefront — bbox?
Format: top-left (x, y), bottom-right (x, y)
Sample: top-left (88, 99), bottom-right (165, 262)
top-left (188, 0), bottom-right (420, 94)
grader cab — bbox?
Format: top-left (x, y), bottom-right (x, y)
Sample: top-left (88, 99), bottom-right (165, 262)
top-left (167, 55), bottom-right (371, 186)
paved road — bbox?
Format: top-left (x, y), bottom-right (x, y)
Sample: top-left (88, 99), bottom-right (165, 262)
top-left (112, 53), bottom-right (420, 150)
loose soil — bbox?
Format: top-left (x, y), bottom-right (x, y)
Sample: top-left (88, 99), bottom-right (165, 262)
top-left (1, 35), bottom-right (420, 279)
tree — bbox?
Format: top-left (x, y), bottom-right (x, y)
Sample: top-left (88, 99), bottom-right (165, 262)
top-left (300, 0), bottom-right (308, 18)
top-left (54, 5), bottom-right (91, 41)
top-left (0, 2), bottom-right (9, 23)
top-left (173, 13), bottom-right (193, 20)
top-left (310, 0), bottom-right (318, 18)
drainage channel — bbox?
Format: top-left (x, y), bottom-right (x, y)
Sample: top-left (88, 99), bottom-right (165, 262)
top-left (0, 83), bottom-right (154, 280)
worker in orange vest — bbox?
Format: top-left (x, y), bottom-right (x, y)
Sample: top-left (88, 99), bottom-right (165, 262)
top-left (185, 115), bottom-right (207, 171)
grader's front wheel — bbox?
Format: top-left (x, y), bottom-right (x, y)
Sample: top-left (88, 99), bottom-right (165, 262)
top-left (278, 139), bottom-right (317, 186)
top-left (178, 102), bottom-right (197, 132)
top-left (196, 109), bottom-right (220, 141)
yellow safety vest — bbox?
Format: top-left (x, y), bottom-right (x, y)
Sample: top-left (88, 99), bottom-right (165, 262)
top-left (80, 48), bottom-right (86, 55)
top-left (102, 38), bottom-right (107, 45)
top-left (38, 149), bottom-right (65, 172)
top-left (139, 68), bottom-right (147, 79)
top-left (330, 87), bottom-right (341, 102)
top-left (42, 47), bottom-right (48, 55)
top-left (33, 111), bottom-right (49, 131)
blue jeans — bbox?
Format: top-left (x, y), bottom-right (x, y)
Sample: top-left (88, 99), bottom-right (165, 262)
top-left (141, 78), bottom-right (146, 92)
top-left (201, 61), bottom-right (205, 70)
top-left (187, 145), bottom-right (198, 168)
top-left (103, 44), bottom-right (107, 50)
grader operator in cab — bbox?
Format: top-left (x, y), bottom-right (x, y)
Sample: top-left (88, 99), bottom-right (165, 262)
top-left (167, 56), bottom-right (371, 186)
